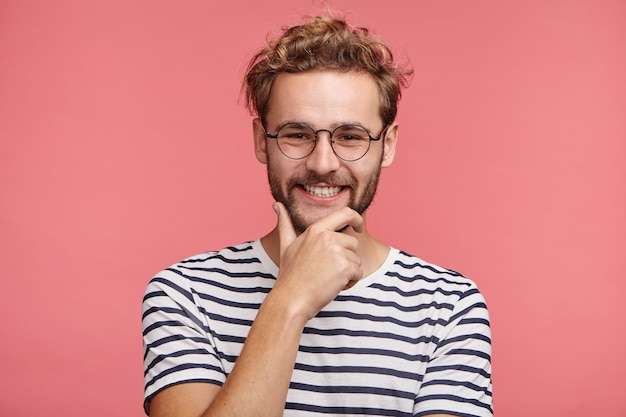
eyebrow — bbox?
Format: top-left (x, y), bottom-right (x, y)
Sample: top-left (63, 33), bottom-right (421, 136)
top-left (279, 120), bottom-right (372, 131)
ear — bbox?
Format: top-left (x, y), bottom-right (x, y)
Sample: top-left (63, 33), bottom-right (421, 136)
top-left (381, 122), bottom-right (399, 168)
top-left (252, 118), bottom-right (268, 164)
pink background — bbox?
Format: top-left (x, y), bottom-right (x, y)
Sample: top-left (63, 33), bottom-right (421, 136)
top-left (1, 1), bottom-right (624, 416)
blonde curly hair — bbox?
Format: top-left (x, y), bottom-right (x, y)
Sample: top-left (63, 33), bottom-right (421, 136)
top-left (243, 15), bottom-right (412, 126)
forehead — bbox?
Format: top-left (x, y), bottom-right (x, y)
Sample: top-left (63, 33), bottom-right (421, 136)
top-left (265, 70), bottom-right (382, 128)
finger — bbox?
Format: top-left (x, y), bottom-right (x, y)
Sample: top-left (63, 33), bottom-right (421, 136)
top-left (316, 207), bottom-right (365, 235)
top-left (333, 231), bottom-right (360, 254)
top-left (273, 201), bottom-right (297, 258)
top-left (342, 249), bottom-right (364, 283)
top-left (339, 207), bottom-right (365, 234)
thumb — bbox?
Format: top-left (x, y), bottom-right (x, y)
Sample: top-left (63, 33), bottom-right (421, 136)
top-left (273, 201), bottom-right (297, 258)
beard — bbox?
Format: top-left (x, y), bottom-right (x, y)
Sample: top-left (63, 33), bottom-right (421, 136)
top-left (267, 159), bottom-right (382, 235)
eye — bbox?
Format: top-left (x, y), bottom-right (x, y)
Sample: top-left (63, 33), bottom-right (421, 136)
top-left (286, 132), bottom-right (311, 140)
top-left (334, 126), bottom-right (369, 142)
top-left (278, 124), bottom-right (315, 141)
top-left (337, 133), bottom-right (360, 141)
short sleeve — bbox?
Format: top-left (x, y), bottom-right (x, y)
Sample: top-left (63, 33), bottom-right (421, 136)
top-left (414, 286), bottom-right (493, 417)
top-left (142, 268), bottom-right (226, 409)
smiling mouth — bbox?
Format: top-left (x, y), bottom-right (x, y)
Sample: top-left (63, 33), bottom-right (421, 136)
top-left (303, 185), bottom-right (343, 197)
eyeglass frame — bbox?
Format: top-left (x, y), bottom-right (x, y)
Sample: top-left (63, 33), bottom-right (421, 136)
top-left (263, 121), bottom-right (389, 162)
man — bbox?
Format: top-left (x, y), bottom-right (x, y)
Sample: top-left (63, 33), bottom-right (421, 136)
top-left (142, 14), bottom-right (492, 417)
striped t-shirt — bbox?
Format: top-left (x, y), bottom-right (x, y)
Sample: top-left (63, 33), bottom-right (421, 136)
top-left (142, 239), bottom-right (493, 416)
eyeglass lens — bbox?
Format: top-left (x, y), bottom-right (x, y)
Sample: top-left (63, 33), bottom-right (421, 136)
top-left (275, 124), bottom-right (373, 161)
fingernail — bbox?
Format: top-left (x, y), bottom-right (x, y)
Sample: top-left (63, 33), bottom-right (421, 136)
top-left (272, 203), bottom-right (279, 215)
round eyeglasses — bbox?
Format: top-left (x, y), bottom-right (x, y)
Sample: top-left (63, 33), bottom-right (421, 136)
top-left (265, 122), bottom-right (388, 162)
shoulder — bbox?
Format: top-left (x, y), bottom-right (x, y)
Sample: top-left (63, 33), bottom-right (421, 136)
top-left (384, 249), bottom-right (489, 319)
top-left (388, 249), bottom-right (479, 292)
top-left (143, 241), bottom-right (272, 301)
top-left (149, 241), bottom-right (266, 281)
top-left (173, 241), bottom-right (261, 270)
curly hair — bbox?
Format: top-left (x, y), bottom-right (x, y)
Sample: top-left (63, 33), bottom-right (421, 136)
top-left (243, 15), bottom-right (413, 126)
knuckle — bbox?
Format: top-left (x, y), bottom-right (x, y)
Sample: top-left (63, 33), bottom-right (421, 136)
top-left (314, 229), bottom-right (336, 246)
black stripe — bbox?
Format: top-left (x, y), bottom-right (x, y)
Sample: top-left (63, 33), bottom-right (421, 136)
top-left (385, 271), bottom-right (472, 287)
top-left (149, 276), bottom-right (194, 302)
top-left (303, 327), bottom-right (440, 345)
top-left (181, 253), bottom-right (260, 265)
top-left (196, 292), bottom-right (263, 310)
top-left (334, 294), bottom-right (455, 314)
top-left (286, 401), bottom-right (412, 416)
top-left (290, 381), bottom-right (414, 399)
top-left (449, 302), bottom-right (488, 323)
top-left (425, 363), bottom-right (491, 380)
top-left (144, 363), bottom-right (224, 390)
top-left (315, 310), bottom-right (450, 328)
top-left (142, 305), bottom-right (207, 333)
top-left (446, 348), bottom-right (491, 361)
top-left (395, 254), bottom-right (463, 276)
top-left (294, 363), bottom-right (422, 382)
top-left (421, 378), bottom-right (493, 396)
top-left (437, 333), bottom-right (492, 349)
top-left (142, 320), bottom-right (186, 337)
top-left (459, 317), bottom-right (490, 326)
top-left (416, 393), bottom-right (493, 412)
top-left (169, 265), bottom-right (275, 281)
top-left (298, 345), bottom-right (430, 362)
top-left (144, 348), bottom-right (214, 376)
top-left (369, 282), bottom-right (465, 298)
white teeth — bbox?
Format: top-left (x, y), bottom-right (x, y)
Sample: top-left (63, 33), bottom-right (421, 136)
top-left (304, 185), bottom-right (342, 197)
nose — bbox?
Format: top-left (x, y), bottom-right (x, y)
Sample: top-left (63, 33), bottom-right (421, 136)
top-left (305, 131), bottom-right (341, 175)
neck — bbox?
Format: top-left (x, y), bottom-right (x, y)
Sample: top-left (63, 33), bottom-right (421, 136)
top-left (260, 222), bottom-right (389, 279)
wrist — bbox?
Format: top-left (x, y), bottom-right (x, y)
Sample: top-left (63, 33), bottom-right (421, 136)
top-left (261, 287), bottom-right (311, 329)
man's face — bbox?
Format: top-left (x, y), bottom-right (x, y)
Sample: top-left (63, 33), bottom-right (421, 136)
top-left (254, 70), bottom-right (397, 234)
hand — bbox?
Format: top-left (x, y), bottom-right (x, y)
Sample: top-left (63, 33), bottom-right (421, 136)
top-left (272, 202), bottom-right (364, 321)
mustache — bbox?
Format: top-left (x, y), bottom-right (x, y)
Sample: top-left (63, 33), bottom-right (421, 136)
top-left (287, 173), bottom-right (357, 188)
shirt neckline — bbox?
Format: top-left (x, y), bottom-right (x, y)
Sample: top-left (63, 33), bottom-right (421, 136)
top-left (251, 239), bottom-right (398, 292)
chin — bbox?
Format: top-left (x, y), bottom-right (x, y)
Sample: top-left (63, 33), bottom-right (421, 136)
top-left (289, 202), bottom-right (358, 234)
top-left (288, 211), bottom-right (328, 235)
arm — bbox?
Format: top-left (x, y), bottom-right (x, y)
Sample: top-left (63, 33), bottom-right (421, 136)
top-left (148, 203), bottom-right (364, 417)
top-left (149, 289), bottom-right (307, 417)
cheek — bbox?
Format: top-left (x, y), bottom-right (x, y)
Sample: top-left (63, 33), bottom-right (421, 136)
top-left (352, 158), bottom-right (381, 181)
top-left (267, 157), bottom-right (295, 187)
top-left (353, 164), bottom-right (382, 192)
